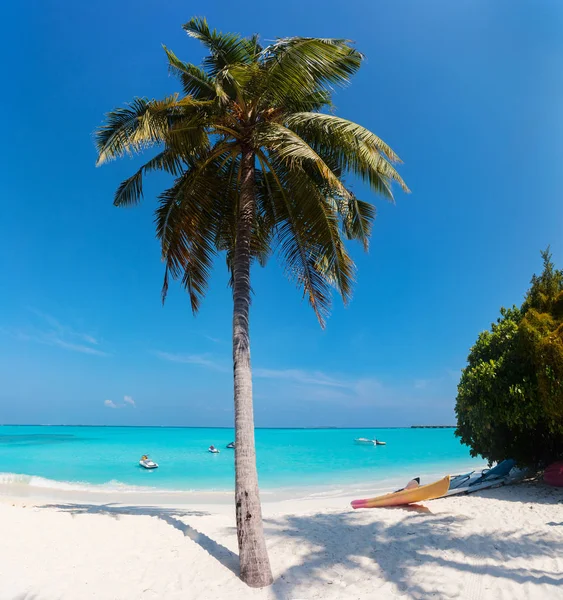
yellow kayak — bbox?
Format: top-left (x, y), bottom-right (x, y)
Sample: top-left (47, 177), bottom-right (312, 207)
top-left (351, 475), bottom-right (450, 509)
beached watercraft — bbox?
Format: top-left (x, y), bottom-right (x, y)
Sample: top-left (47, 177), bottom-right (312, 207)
top-left (139, 455), bottom-right (158, 469)
top-left (544, 461), bottom-right (563, 487)
top-left (401, 477), bottom-right (420, 491)
top-left (447, 477), bottom-right (507, 496)
top-left (446, 459), bottom-right (515, 496)
top-left (351, 476), bottom-right (450, 509)
top-left (354, 438), bottom-right (377, 445)
top-left (226, 442), bottom-right (235, 449)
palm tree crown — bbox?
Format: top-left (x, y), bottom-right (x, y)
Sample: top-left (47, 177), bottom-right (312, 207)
top-left (96, 17), bottom-right (409, 326)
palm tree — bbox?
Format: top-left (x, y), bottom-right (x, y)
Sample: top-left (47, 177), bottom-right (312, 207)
top-left (95, 17), bottom-right (408, 587)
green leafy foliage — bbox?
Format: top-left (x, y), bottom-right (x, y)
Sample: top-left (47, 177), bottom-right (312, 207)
top-left (95, 17), bottom-right (408, 327)
top-left (455, 249), bottom-right (563, 466)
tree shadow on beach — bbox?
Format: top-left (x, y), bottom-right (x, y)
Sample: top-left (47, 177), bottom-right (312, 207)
top-left (40, 503), bottom-right (240, 577)
top-left (265, 509), bottom-right (562, 600)
top-left (468, 480), bottom-right (563, 505)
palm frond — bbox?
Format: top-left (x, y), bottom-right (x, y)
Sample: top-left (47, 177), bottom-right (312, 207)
top-left (96, 95), bottom-right (211, 165)
top-left (285, 112), bottom-right (410, 197)
top-left (259, 38), bottom-right (363, 107)
top-left (284, 90), bottom-right (333, 113)
top-left (256, 122), bottom-right (348, 198)
top-left (340, 195), bottom-right (375, 250)
top-left (246, 33), bottom-right (263, 60)
top-left (258, 152), bottom-right (356, 325)
top-left (213, 157), bottom-right (274, 281)
top-left (162, 45), bottom-right (217, 100)
top-left (183, 17), bottom-right (256, 75)
top-left (114, 149), bottom-right (185, 207)
top-left (256, 151), bottom-right (330, 325)
top-left (96, 97), bottom-right (156, 165)
top-left (280, 161), bottom-right (356, 305)
top-left (156, 169), bottom-right (220, 312)
top-left (285, 112), bottom-right (403, 165)
top-left (156, 142), bottom-right (243, 310)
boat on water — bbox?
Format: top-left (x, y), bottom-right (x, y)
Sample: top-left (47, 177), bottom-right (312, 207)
top-left (226, 442), bottom-right (235, 449)
top-left (354, 438), bottom-right (377, 445)
top-left (139, 455), bottom-right (158, 469)
top-left (208, 445), bottom-right (220, 454)
top-left (352, 476), bottom-right (450, 509)
top-left (354, 438), bottom-right (386, 446)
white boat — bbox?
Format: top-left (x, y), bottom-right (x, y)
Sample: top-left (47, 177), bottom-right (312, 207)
top-left (354, 438), bottom-right (377, 445)
top-left (208, 446), bottom-right (220, 454)
top-left (139, 455), bottom-right (158, 469)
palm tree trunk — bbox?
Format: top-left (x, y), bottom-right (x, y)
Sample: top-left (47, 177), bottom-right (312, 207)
top-left (232, 145), bottom-right (273, 588)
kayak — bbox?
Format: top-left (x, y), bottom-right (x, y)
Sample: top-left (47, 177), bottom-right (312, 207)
top-left (446, 476), bottom-right (507, 496)
top-left (351, 476), bottom-right (450, 509)
top-left (447, 459), bottom-right (516, 496)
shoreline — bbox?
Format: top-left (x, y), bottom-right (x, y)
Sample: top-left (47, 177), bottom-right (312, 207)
top-left (1, 479), bottom-right (561, 599)
top-left (0, 459), bottom-right (487, 505)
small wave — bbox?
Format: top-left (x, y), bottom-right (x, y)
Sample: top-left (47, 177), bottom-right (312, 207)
top-left (0, 472), bottom-right (237, 496)
top-left (0, 472), bottom-right (166, 493)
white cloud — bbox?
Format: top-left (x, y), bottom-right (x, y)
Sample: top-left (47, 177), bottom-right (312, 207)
top-left (104, 399), bottom-right (117, 409)
top-left (48, 338), bottom-right (108, 356)
top-left (154, 351), bottom-right (228, 371)
top-left (414, 379), bottom-right (429, 390)
top-left (124, 395), bottom-right (135, 407)
top-left (155, 349), bottom-right (365, 391)
top-left (152, 347), bottom-right (457, 411)
top-left (29, 308), bottom-right (100, 345)
top-left (204, 335), bottom-right (225, 344)
top-left (253, 368), bottom-right (347, 388)
top-left (4, 309), bottom-right (108, 356)
top-left (155, 351), bottom-right (352, 389)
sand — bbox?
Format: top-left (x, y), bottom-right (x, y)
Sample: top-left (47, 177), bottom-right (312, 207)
top-left (0, 481), bottom-right (561, 600)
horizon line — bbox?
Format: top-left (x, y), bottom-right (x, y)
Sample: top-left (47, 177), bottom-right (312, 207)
top-left (0, 423), bottom-right (457, 429)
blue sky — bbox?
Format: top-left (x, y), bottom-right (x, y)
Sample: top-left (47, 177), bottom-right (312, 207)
top-left (1, 0), bottom-right (562, 427)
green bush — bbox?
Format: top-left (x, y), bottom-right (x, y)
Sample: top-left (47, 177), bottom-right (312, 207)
top-left (455, 250), bottom-right (563, 466)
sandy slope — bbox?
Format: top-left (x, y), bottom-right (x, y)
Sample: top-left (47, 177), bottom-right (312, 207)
top-left (1, 481), bottom-right (561, 600)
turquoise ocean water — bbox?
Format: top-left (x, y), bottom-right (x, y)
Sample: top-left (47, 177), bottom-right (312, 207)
top-left (0, 426), bottom-right (485, 493)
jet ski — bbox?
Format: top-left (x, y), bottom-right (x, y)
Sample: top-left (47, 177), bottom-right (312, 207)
top-left (208, 445), bottom-right (220, 454)
top-left (139, 455), bottom-right (158, 469)
top-left (354, 438), bottom-right (376, 445)
top-left (226, 442), bottom-right (235, 449)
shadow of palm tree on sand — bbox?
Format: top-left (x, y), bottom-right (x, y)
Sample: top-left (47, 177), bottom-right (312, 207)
top-left (263, 508), bottom-right (562, 600)
top-left (41, 503), bottom-right (240, 576)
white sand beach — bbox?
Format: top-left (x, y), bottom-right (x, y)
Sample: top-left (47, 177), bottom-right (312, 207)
top-left (1, 480), bottom-right (561, 600)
